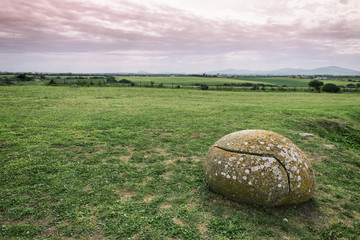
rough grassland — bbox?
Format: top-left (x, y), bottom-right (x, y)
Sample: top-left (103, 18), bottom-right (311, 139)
top-left (1, 86), bottom-right (359, 239)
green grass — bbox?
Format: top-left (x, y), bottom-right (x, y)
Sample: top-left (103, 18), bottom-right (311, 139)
top-left (1, 86), bottom-right (359, 239)
top-left (120, 76), bottom-right (309, 87)
top-left (233, 77), bottom-right (354, 88)
top-left (233, 76), bottom-right (309, 87)
top-left (2, 75), bottom-right (359, 91)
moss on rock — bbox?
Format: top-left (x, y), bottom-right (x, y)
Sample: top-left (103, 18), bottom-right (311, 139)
top-left (204, 130), bottom-right (315, 206)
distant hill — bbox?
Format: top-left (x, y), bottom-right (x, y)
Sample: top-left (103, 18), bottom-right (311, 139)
top-left (204, 66), bottom-right (360, 76)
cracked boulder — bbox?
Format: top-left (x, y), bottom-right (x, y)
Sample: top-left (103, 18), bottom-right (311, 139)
top-left (204, 130), bottom-right (315, 206)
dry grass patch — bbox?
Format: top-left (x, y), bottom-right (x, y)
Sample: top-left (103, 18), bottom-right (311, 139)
top-left (164, 159), bottom-right (175, 165)
top-left (138, 176), bottom-right (153, 186)
top-left (117, 189), bottom-right (137, 200)
top-left (162, 170), bottom-right (172, 180)
top-left (172, 217), bottom-right (185, 226)
top-left (307, 152), bottom-right (327, 164)
top-left (154, 147), bottom-right (168, 156)
top-left (268, 226), bottom-right (288, 239)
top-left (91, 230), bottom-right (107, 240)
top-left (159, 204), bottom-right (172, 210)
top-left (144, 195), bottom-right (158, 203)
top-left (165, 156), bottom-right (187, 165)
top-left (191, 156), bottom-right (202, 163)
top-left (197, 222), bottom-right (208, 237)
top-left (83, 185), bottom-right (92, 191)
top-left (95, 148), bottom-right (107, 154)
top-left (68, 146), bottom-right (83, 152)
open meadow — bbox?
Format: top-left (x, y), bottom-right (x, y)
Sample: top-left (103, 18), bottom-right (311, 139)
top-left (2, 74), bottom-right (359, 91)
top-left (1, 86), bottom-right (360, 239)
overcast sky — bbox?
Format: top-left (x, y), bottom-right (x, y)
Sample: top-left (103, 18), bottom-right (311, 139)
top-left (1, 0), bottom-right (359, 73)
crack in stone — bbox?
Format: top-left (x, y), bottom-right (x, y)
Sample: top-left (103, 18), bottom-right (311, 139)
top-left (214, 146), bottom-right (292, 194)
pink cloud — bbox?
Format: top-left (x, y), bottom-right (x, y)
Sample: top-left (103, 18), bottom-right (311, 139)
top-left (0, 0), bottom-right (359, 72)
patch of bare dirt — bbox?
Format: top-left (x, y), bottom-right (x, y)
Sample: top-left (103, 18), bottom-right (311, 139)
top-left (43, 226), bottom-right (58, 237)
top-left (91, 230), bottom-right (107, 240)
top-left (96, 148), bottom-right (107, 154)
top-left (121, 155), bottom-right (131, 163)
top-left (125, 146), bottom-right (135, 153)
top-left (154, 148), bottom-right (168, 156)
top-left (67, 146), bottom-right (83, 152)
top-left (165, 156), bottom-right (187, 165)
top-left (162, 171), bottom-right (172, 180)
top-left (268, 226), bottom-right (289, 239)
top-left (198, 222), bottom-right (208, 237)
top-left (159, 204), bottom-right (172, 210)
top-left (172, 217), bottom-right (185, 226)
top-left (144, 195), bottom-right (158, 203)
top-left (299, 132), bottom-right (314, 138)
top-left (310, 155), bottom-right (328, 164)
top-left (323, 144), bottom-right (335, 149)
top-left (164, 159), bottom-right (175, 165)
top-left (191, 156), bottom-right (202, 163)
top-left (187, 202), bottom-right (198, 209)
top-left (117, 189), bottom-right (137, 200)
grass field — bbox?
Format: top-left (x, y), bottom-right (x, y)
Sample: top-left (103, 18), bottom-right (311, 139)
top-left (232, 77), bottom-right (354, 88)
top-left (119, 76), bottom-right (309, 87)
top-left (1, 86), bottom-right (360, 239)
top-left (2, 75), bottom-right (358, 89)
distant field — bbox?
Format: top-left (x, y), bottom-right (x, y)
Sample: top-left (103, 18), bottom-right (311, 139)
top-left (1, 74), bottom-right (359, 89)
top-left (117, 76), bottom-right (264, 85)
top-left (233, 76), bottom-right (309, 87)
top-left (233, 76), bottom-right (356, 87)
top-left (1, 86), bottom-right (359, 239)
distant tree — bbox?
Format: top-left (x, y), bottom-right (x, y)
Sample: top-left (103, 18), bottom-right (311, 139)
top-left (322, 83), bottom-right (340, 93)
top-left (16, 73), bottom-right (33, 81)
top-left (106, 76), bottom-right (117, 84)
top-left (16, 73), bottom-right (26, 80)
top-left (118, 79), bottom-right (133, 84)
top-left (200, 84), bottom-right (209, 90)
top-left (308, 80), bottom-right (324, 92)
top-left (48, 79), bottom-right (56, 85)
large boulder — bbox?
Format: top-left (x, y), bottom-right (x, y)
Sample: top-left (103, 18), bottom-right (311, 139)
top-left (204, 130), bottom-right (315, 206)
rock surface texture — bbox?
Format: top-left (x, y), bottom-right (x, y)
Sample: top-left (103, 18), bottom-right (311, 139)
top-left (204, 130), bottom-right (315, 206)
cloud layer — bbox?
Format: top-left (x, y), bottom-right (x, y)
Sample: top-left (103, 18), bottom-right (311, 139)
top-left (1, 0), bottom-right (359, 72)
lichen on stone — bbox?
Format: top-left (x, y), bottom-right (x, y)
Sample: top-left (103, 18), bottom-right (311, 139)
top-left (204, 129), bottom-right (316, 206)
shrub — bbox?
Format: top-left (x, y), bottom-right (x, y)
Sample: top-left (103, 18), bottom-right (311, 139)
top-left (16, 74), bottom-right (34, 81)
top-left (309, 80), bottom-right (324, 92)
top-left (48, 79), bottom-right (56, 85)
top-left (200, 84), bottom-right (209, 90)
top-left (118, 79), bottom-right (133, 84)
top-left (322, 83), bottom-right (340, 93)
top-left (106, 76), bottom-right (117, 84)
